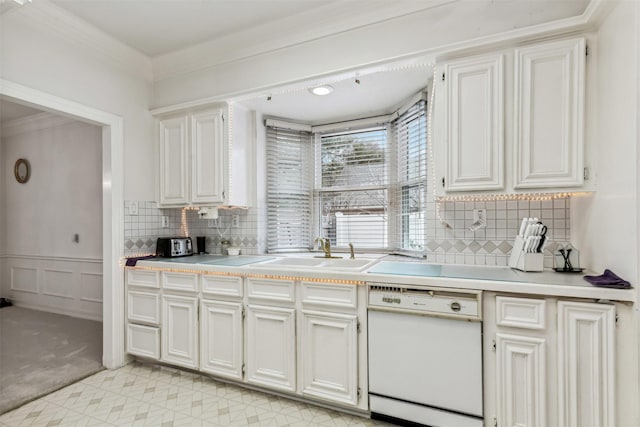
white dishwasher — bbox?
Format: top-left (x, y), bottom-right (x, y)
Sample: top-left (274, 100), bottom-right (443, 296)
top-left (367, 283), bottom-right (484, 427)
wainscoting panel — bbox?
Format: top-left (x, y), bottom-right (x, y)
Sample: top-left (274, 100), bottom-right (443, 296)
top-left (1, 255), bottom-right (103, 321)
top-left (43, 269), bottom-right (75, 299)
top-left (80, 272), bottom-right (104, 303)
top-left (10, 266), bottom-right (38, 294)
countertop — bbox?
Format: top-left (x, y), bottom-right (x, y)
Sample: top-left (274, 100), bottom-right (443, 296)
top-left (132, 254), bottom-right (636, 302)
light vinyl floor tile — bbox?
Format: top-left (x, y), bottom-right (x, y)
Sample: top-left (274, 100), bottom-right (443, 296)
top-left (0, 361), bottom-right (395, 427)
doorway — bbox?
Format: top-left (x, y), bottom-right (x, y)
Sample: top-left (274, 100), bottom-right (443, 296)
top-left (0, 79), bottom-right (125, 372)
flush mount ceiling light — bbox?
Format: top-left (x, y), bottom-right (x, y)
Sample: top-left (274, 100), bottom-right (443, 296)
top-left (309, 85), bottom-right (334, 96)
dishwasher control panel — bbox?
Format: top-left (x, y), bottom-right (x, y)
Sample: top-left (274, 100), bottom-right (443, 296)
top-left (368, 283), bottom-right (482, 320)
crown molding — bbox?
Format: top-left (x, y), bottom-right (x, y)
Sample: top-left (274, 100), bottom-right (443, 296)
top-left (1, 111), bottom-right (77, 138)
top-left (5, 0), bottom-right (152, 81)
top-left (151, 0), bottom-right (454, 82)
top-left (431, 0), bottom-right (612, 61)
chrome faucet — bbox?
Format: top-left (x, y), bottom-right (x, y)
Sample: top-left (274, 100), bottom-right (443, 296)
top-left (348, 243), bottom-right (355, 259)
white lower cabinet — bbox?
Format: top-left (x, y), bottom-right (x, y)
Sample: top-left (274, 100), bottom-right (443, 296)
top-left (300, 310), bottom-right (358, 406)
top-left (495, 333), bottom-right (547, 427)
top-left (125, 270), bottom-right (366, 410)
top-left (127, 323), bottom-right (160, 359)
top-left (486, 294), bottom-right (616, 427)
top-left (557, 301), bottom-right (615, 427)
top-left (200, 299), bottom-right (244, 380)
top-left (161, 294), bottom-right (198, 369)
top-left (246, 304), bottom-right (296, 392)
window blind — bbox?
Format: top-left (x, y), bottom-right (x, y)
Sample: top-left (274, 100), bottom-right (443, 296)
top-left (266, 125), bottom-right (313, 252)
top-left (394, 100), bottom-right (427, 252)
top-left (316, 126), bottom-right (390, 249)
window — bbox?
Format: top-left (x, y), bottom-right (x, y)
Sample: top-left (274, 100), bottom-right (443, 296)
top-left (316, 127), bottom-right (390, 249)
top-left (266, 125), bottom-right (313, 251)
top-left (395, 100), bottom-right (427, 252)
top-left (266, 95), bottom-right (428, 253)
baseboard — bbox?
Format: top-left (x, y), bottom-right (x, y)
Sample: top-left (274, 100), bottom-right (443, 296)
top-left (12, 301), bottom-right (103, 322)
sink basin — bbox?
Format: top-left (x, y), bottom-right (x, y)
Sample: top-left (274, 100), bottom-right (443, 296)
top-left (321, 258), bottom-right (378, 270)
top-left (200, 256), bottom-right (274, 267)
top-left (262, 258), bottom-right (326, 267)
top-left (256, 257), bottom-right (377, 271)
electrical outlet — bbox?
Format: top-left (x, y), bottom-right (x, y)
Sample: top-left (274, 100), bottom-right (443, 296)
top-left (161, 216), bottom-right (169, 228)
top-left (473, 209), bottom-right (486, 223)
top-left (231, 215), bottom-right (240, 228)
top-left (128, 201), bottom-right (138, 215)
top-left (208, 219), bottom-right (216, 228)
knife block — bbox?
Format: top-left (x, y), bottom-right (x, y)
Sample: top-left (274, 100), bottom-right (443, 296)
top-left (508, 235), bottom-right (544, 272)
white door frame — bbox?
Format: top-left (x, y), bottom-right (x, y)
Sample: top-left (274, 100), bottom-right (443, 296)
top-left (0, 78), bottom-right (125, 369)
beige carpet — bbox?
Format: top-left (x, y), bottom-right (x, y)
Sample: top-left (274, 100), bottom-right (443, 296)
top-left (0, 306), bottom-right (104, 414)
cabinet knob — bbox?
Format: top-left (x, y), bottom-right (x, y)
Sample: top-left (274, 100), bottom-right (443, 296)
top-left (450, 302), bottom-right (461, 312)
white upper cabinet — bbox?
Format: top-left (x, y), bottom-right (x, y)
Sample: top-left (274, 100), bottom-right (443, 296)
top-left (158, 107), bottom-right (225, 207)
top-left (156, 103), bottom-right (256, 208)
top-left (159, 116), bottom-right (189, 205)
top-left (436, 36), bottom-right (588, 195)
top-left (514, 38), bottom-right (586, 188)
top-left (442, 53), bottom-right (505, 191)
top-left (191, 109), bottom-right (226, 204)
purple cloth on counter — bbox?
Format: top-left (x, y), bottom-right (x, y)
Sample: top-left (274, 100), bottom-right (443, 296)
top-left (125, 255), bottom-right (156, 266)
top-left (583, 269), bottom-right (632, 289)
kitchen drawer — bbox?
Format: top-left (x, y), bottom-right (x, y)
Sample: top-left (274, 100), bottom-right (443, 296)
top-left (202, 275), bottom-right (243, 299)
top-left (496, 296), bottom-right (546, 329)
top-left (301, 281), bottom-right (357, 309)
top-left (247, 278), bottom-right (295, 303)
top-left (162, 271), bottom-right (198, 292)
top-left (127, 291), bottom-right (160, 325)
top-left (127, 269), bottom-right (160, 288)
top-left (127, 323), bottom-right (160, 359)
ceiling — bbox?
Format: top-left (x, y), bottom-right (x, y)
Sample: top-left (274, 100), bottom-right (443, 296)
top-left (236, 64), bottom-right (433, 125)
top-left (49, 0), bottom-right (590, 58)
top-left (50, 0), bottom-right (349, 57)
top-left (0, 100), bottom-right (44, 126)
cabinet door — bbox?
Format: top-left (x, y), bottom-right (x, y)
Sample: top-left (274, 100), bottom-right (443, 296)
top-left (496, 333), bottom-right (546, 427)
top-left (301, 311), bottom-right (358, 406)
top-left (442, 53), bottom-right (504, 191)
top-left (161, 295), bottom-right (198, 369)
top-left (191, 109), bottom-right (225, 204)
top-left (159, 116), bottom-right (189, 205)
top-left (200, 300), bottom-right (243, 380)
top-left (127, 323), bottom-right (160, 359)
top-left (557, 301), bottom-right (615, 427)
top-left (127, 291), bottom-right (160, 325)
top-left (246, 305), bottom-right (296, 392)
top-left (514, 38), bottom-right (586, 188)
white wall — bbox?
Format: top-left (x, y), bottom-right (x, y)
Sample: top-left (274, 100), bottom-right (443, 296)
top-left (2, 119), bottom-right (102, 258)
top-left (0, 117), bottom-right (104, 319)
top-left (0, 3), bottom-right (154, 201)
top-left (572, 1), bottom-right (638, 284)
top-left (0, 130), bottom-right (4, 256)
top-left (571, 5), bottom-right (639, 424)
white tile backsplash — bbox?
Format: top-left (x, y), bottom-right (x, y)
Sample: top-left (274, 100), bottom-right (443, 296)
top-left (123, 202), bottom-right (260, 256)
top-left (124, 196), bottom-right (571, 267)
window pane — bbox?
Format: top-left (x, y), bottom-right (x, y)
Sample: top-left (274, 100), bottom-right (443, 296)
top-left (318, 189), bottom-right (388, 249)
top-left (395, 100), bottom-right (427, 252)
top-left (266, 126), bottom-right (312, 251)
top-left (320, 128), bottom-right (388, 188)
top-left (399, 184), bottom-right (425, 251)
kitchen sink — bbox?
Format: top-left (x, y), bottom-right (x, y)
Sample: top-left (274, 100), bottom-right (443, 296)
top-left (256, 257), bottom-right (378, 271)
top-left (320, 258), bottom-right (377, 270)
top-left (264, 258), bottom-right (326, 267)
